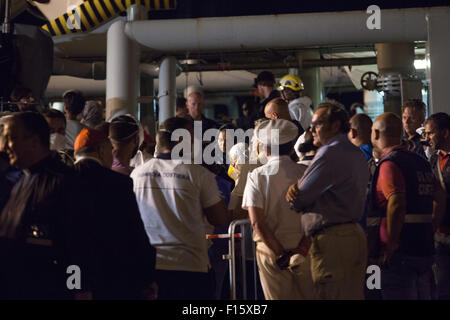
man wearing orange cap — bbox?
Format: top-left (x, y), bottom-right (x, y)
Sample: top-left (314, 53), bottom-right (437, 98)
top-left (73, 126), bottom-right (157, 299)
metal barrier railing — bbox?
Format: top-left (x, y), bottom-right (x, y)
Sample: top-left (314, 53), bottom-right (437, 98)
top-left (220, 219), bottom-right (258, 300)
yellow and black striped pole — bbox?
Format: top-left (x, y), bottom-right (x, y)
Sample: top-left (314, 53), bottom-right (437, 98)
top-left (42, 0), bottom-right (176, 36)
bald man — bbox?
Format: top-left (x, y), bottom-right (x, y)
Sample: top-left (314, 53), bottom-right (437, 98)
top-left (348, 114), bottom-right (373, 161)
top-left (264, 98), bottom-right (305, 137)
top-left (186, 92), bottom-right (218, 133)
top-left (368, 112), bottom-right (445, 300)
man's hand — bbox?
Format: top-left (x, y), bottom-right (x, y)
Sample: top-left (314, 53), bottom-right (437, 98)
top-left (286, 183), bottom-right (299, 203)
top-left (381, 242), bottom-right (399, 268)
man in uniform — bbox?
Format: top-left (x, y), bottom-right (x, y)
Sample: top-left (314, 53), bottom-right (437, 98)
top-left (242, 119), bottom-right (314, 300)
top-left (131, 117), bottom-right (229, 300)
top-left (369, 112), bottom-right (445, 299)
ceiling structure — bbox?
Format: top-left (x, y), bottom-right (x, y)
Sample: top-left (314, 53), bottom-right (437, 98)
top-left (8, 1), bottom-right (435, 98)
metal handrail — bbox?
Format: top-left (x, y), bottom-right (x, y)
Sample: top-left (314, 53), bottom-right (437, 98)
top-left (222, 219), bottom-right (251, 300)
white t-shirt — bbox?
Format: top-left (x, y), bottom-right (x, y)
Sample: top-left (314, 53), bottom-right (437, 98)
top-left (65, 120), bottom-right (86, 149)
top-left (288, 96), bottom-right (313, 131)
top-left (242, 155), bottom-right (307, 250)
top-left (131, 158), bottom-right (222, 273)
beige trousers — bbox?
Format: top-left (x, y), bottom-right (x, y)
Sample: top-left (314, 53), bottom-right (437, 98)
top-left (255, 242), bottom-right (315, 300)
top-left (309, 223), bottom-right (368, 300)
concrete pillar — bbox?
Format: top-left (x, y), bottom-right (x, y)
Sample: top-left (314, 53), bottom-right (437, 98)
top-left (297, 51), bottom-right (322, 110)
top-left (375, 43), bottom-right (415, 116)
top-left (105, 4), bottom-right (146, 121)
top-left (158, 56), bottom-right (178, 125)
top-left (426, 10), bottom-right (450, 115)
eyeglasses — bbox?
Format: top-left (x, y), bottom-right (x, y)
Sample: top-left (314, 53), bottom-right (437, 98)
top-left (311, 120), bottom-right (325, 128)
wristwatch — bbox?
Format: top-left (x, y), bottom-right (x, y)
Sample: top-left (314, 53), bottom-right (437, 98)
top-left (276, 250), bottom-right (294, 270)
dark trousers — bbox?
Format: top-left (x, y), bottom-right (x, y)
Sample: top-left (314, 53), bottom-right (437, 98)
top-left (155, 269), bottom-right (213, 300)
top-left (381, 252), bottom-right (435, 300)
top-left (434, 238), bottom-right (450, 299)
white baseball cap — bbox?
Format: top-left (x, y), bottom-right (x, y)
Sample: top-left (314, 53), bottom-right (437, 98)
top-left (255, 119), bottom-right (298, 145)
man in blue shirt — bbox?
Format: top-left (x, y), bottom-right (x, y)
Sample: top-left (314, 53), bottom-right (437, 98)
top-left (348, 113), bottom-right (376, 232)
top-left (286, 100), bottom-right (369, 300)
top-left (348, 113), bottom-right (374, 161)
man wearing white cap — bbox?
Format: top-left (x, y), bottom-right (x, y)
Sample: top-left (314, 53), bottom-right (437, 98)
top-left (242, 119), bottom-right (314, 300)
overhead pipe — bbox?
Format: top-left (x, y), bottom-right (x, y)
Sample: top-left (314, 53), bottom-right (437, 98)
top-left (53, 57), bottom-right (106, 79)
top-left (181, 57), bottom-right (379, 72)
top-left (52, 58), bottom-right (168, 79)
top-left (124, 7), bottom-right (439, 51)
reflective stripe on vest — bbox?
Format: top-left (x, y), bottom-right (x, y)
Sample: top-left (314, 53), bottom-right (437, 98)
top-left (367, 214), bottom-right (432, 226)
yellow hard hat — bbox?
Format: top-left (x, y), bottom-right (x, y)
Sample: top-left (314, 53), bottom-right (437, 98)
top-left (277, 74), bottom-right (304, 92)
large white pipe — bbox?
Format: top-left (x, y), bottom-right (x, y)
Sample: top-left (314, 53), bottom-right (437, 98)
top-left (106, 20), bottom-right (139, 120)
top-left (124, 7), bottom-right (440, 51)
top-left (158, 56), bottom-right (178, 125)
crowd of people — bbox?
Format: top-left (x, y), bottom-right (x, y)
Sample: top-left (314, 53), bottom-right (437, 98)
top-left (0, 71), bottom-right (448, 301)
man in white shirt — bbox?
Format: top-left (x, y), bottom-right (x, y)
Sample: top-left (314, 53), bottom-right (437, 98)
top-left (131, 117), bottom-right (229, 300)
top-left (63, 90), bottom-right (86, 149)
top-left (242, 119), bottom-right (314, 300)
top-left (277, 74), bottom-right (313, 132)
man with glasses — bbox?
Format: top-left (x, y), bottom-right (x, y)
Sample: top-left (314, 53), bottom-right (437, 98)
top-left (286, 100), bottom-right (369, 299)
